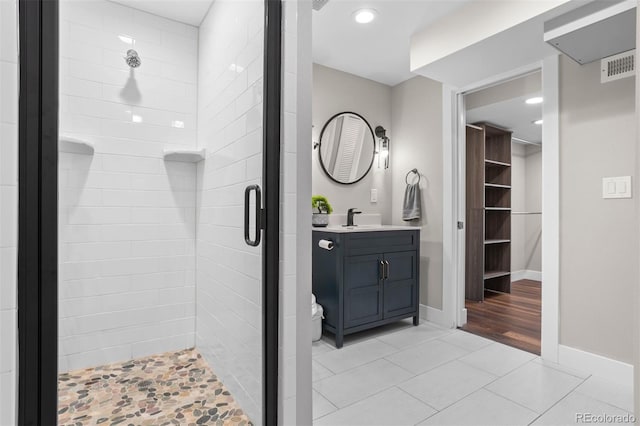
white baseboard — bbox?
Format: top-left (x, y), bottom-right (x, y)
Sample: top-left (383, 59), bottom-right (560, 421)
top-left (511, 269), bottom-right (542, 282)
top-left (419, 304), bottom-right (452, 328)
top-left (459, 308), bottom-right (467, 326)
top-left (558, 344), bottom-right (634, 387)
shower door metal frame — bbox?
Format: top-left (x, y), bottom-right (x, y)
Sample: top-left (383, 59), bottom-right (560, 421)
top-left (17, 0), bottom-right (282, 424)
top-left (17, 0), bottom-right (59, 425)
top-left (262, 0), bottom-right (282, 425)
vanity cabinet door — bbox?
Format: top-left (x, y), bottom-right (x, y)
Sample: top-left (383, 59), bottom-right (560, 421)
top-left (383, 251), bottom-right (418, 318)
top-left (344, 254), bottom-right (384, 328)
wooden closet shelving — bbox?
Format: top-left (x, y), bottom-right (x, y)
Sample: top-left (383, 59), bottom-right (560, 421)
top-left (465, 123), bottom-right (513, 302)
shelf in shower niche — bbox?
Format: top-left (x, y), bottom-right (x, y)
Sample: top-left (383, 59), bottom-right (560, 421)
top-left (59, 137), bottom-right (94, 155)
top-left (163, 148), bottom-right (206, 163)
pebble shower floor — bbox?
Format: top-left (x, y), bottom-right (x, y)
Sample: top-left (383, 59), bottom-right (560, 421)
top-left (58, 348), bottom-right (252, 425)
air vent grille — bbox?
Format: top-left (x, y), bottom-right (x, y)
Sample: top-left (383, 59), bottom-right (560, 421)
top-left (601, 50), bottom-right (635, 83)
top-left (313, 0), bottom-right (329, 11)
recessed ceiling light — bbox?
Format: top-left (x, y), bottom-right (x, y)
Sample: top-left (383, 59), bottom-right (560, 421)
top-left (533, 119), bottom-right (543, 125)
top-left (526, 97), bottom-right (543, 105)
top-left (354, 9), bottom-right (377, 24)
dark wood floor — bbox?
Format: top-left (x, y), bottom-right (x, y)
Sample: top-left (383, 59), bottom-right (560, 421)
top-left (462, 279), bottom-right (541, 355)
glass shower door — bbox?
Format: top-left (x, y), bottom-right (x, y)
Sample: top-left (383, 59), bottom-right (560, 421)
top-left (54, 0), bottom-right (280, 425)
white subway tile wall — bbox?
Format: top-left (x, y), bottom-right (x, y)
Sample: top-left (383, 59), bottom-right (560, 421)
top-left (195, 1), bottom-right (266, 422)
top-left (58, 0), bottom-right (198, 371)
top-left (0, 0), bottom-right (18, 423)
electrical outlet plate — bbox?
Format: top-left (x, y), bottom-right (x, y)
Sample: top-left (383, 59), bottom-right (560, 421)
top-left (370, 189), bottom-right (378, 203)
top-left (602, 176), bottom-right (632, 199)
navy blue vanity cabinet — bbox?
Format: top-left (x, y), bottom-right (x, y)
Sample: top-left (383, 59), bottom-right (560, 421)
top-left (313, 229), bottom-right (420, 348)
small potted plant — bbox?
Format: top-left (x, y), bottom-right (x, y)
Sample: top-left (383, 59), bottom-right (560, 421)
top-left (312, 195), bottom-right (333, 227)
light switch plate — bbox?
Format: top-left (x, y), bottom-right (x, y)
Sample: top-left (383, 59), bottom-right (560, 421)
top-left (370, 188), bottom-right (378, 203)
top-left (602, 176), bottom-right (632, 199)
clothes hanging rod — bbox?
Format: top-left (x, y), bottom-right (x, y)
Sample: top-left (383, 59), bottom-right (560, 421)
top-left (512, 136), bottom-right (541, 146)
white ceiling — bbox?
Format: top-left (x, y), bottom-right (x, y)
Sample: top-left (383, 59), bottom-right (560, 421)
top-left (467, 94), bottom-right (543, 144)
top-left (109, 0), bottom-right (213, 26)
top-left (312, 0), bottom-right (471, 86)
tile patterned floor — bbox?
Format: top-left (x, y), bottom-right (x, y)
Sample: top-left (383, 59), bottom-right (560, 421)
top-left (58, 348), bottom-right (252, 426)
top-left (312, 320), bottom-right (635, 425)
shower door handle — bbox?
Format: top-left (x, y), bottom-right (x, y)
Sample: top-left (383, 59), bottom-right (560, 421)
top-left (244, 185), bottom-right (262, 247)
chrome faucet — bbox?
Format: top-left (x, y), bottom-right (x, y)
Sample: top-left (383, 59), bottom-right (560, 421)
top-left (346, 208), bottom-right (362, 226)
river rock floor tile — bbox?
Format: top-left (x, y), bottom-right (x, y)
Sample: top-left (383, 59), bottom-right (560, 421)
top-left (58, 348), bottom-right (252, 426)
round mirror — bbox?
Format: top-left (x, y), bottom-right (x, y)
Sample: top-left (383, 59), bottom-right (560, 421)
top-left (318, 112), bottom-right (376, 185)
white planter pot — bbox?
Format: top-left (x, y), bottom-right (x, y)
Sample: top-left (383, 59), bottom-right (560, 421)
top-left (312, 213), bottom-right (329, 227)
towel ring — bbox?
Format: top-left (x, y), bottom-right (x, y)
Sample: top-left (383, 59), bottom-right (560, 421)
top-left (405, 168), bottom-right (421, 185)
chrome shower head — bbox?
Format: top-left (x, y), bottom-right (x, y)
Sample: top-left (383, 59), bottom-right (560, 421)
top-left (125, 49), bottom-right (141, 68)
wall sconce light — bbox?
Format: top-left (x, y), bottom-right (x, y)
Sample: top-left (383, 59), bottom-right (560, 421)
top-left (375, 126), bottom-right (390, 169)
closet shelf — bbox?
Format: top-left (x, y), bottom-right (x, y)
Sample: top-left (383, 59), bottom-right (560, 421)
top-left (163, 148), bottom-right (206, 163)
top-left (485, 183), bottom-right (511, 189)
top-left (484, 271), bottom-right (511, 280)
top-left (59, 137), bottom-right (94, 155)
top-left (485, 159), bottom-right (511, 167)
top-left (484, 239), bottom-right (510, 245)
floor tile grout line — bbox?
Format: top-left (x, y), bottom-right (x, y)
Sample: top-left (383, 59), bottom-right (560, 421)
top-left (311, 384), bottom-right (415, 422)
top-left (311, 389), bottom-right (339, 421)
top-left (382, 354), bottom-right (431, 377)
top-left (396, 361), bottom-right (503, 416)
top-left (481, 386), bottom-right (544, 416)
top-left (456, 352), bottom-right (537, 378)
top-left (311, 357), bottom-right (414, 408)
top-left (436, 339), bottom-right (494, 353)
top-left (394, 385), bottom-right (441, 413)
top-left (385, 345), bottom-right (477, 378)
top-left (316, 352), bottom-right (413, 383)
top-left (420, 356), bottom-right (535, 413)
top-left (313, 327), bottom-right (461, 379)
top-left (525, 376), bottom-right (590, 425)
top-left (312, 339), bottom-right (402, 375)
top-left (481, 371), bottom-right (588, 419)
top-left (572, 385), bottom-right (635, 414)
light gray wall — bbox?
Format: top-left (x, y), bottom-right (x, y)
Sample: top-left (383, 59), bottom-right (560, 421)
top-left (512, 143), bottom-right (527, 272)
top-left (559, 55), bottom-right (636, 363)
top-left (511, 143), bottom-right (542, 274)
top-left (524, 145), bottom-right (542, 272)
top-left (390, 76), bottom-right (444, 309)
top-left (312, 64), bottom-right (392, 223)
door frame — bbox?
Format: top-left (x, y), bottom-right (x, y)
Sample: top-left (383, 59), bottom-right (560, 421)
top-left (17, 0), bottom-right (283, 424)
top-left (444, 56), bottom-right (561, 362)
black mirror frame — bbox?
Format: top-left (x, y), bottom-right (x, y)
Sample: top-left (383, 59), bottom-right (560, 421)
top-left (317, 111), bottom-right (376, 185)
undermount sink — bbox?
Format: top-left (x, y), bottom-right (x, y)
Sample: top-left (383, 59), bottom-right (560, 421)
top-left (318, 224), bottom-right (417, 233)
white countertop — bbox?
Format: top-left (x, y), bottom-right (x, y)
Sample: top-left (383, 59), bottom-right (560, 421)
top-left (312, 225), bottom-right (419, 233)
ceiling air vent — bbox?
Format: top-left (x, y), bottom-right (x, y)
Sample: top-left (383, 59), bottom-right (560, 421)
top-left (601, 50), bottom-right (635, 83)
top-left (312, 0), bottom-right (329, 11)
